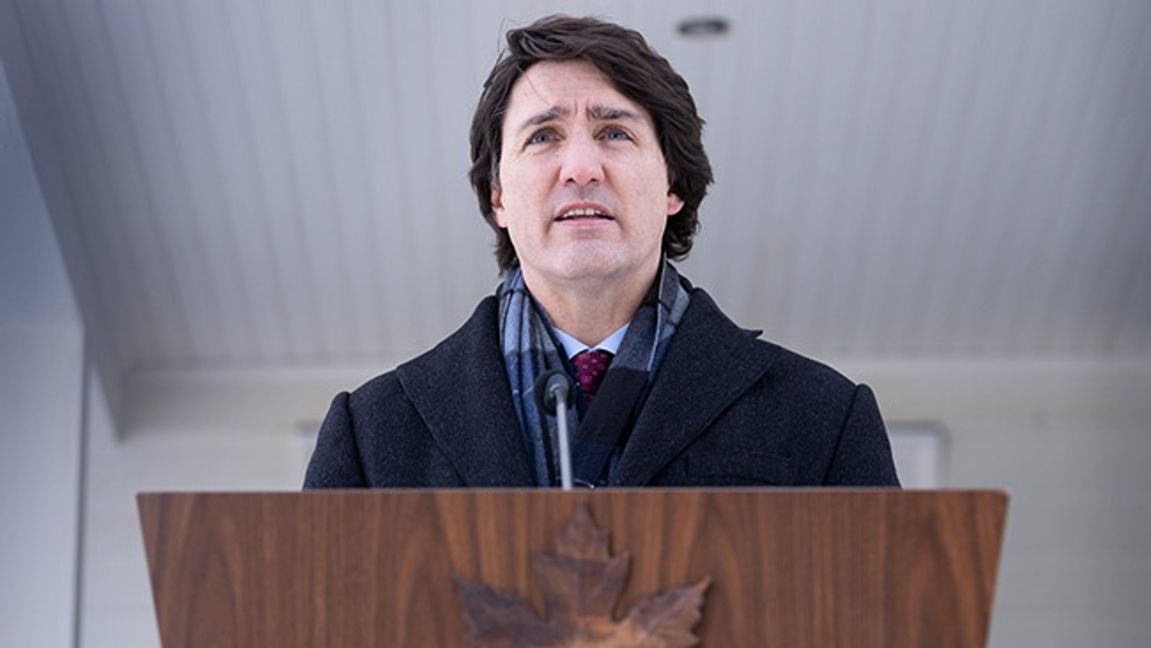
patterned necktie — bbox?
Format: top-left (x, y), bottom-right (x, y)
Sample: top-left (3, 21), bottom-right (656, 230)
top-left (572, 350), bottom-right (614, 405)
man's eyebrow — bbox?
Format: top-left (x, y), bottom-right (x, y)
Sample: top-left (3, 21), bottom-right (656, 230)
top-left (588, 105), bottom-right (643, 122)
top-left (515, 104), bottom-right (644, 135)
top-left (516, 106), bottom-right (570, 135)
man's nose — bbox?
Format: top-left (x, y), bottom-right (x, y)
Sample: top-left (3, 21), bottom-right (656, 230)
top-left (559, 134), bottom-right (605, 186)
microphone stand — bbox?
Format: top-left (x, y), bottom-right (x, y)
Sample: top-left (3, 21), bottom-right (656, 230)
top-left (534, 370), bottom-right (576, 491)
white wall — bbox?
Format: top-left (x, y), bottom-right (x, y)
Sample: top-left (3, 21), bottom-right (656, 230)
top-left (0, 59), bottom-right (85, 648)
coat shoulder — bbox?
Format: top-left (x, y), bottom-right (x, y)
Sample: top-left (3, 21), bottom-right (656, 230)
top-left (756, 339), bottom-right (858, 395)
top-left (309, 299), bottom-right (505, 489)
top-left (394, 296), bottom-right (501, 382)
top-left (345, 369), bottom-right (409, 417)
top-left (344, 295), bottom-right (500, 404)
top-left (657, 288), bottom-right (897, 485)
top-left (685, 287), bottom-right (858, 395)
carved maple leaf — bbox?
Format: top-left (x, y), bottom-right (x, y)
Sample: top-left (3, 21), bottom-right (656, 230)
top-left (456, 504), bottom-right (710, 647)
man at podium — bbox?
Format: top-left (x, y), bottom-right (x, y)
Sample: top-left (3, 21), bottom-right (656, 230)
top-left (305, 15), bottom-right (899, 490)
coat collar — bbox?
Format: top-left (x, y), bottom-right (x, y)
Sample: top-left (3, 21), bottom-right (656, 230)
top-left (395, 288), bottom-right (778, 488)
top-left (395, 297), bottom-right (537, 487)
top-left (611, 288), bottom-right (779, 485)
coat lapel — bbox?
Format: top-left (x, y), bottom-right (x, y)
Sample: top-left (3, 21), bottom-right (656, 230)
top-left (611, 289), bottom-right (779, 486)
top-left (396, 297), bottom-right (536, 487)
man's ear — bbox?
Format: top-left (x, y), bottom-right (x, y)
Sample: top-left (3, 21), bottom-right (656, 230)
top-left (667, 192), bottom-right (685, 216)
top-left (491, 185), bottom-right (507, 227)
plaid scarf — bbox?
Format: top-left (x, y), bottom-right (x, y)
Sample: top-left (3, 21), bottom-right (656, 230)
top-left (497, 261), bottom-right (690, 486)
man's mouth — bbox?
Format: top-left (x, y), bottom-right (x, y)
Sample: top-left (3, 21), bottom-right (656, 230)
top-left (555, 205), bottom-right (614, 222)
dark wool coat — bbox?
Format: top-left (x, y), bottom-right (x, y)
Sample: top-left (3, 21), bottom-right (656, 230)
top-left (304, 288), bottom-right (900, 488)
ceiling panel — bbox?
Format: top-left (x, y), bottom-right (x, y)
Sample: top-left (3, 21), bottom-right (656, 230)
top-left (2, 0), bottom-right (1148, 384)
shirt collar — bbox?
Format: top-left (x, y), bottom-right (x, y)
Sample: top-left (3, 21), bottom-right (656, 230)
top-left (553, 323), bottom-right (629, 360)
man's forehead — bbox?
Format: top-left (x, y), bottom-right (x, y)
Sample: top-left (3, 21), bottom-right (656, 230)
top-left (503, 60), bottom-right (651, 127)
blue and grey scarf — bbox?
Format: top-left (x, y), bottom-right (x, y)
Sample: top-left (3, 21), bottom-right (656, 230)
top-left (497, 261), bottom-right (690, 486)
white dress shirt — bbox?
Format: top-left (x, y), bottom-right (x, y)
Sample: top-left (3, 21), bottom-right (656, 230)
top-left (553, 323), bottom-right (629, 360)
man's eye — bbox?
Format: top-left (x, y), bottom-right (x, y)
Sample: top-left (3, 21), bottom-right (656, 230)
top-left (527, 130), bottom-right (555, 145)
top-left (601, 127), bottom-right (633, 141)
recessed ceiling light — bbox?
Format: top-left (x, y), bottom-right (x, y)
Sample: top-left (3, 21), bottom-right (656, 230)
top-left (677, 17), bottom-right (730, 38)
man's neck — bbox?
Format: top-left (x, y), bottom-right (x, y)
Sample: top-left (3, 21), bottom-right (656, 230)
top-left (522, 263), bottom-right (659, 347)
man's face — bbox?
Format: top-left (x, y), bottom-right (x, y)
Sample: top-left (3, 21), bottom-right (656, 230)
top-left (492, 60), bottom-right (684, 288)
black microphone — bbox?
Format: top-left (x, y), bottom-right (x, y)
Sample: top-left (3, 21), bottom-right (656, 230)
top-left (534, 370), bottom-right (576, 414)
top-left (533, 370), bottom-right (576, 490)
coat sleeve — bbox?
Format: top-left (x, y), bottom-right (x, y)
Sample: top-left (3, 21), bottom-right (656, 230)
top-left (823, 384), bottom-right (901, 486)
top-left (303, 391), bottom-right (368, 488)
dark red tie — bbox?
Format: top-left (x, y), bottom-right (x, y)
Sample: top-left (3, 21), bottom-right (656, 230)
top-left (572, 350), bottom-right (614, 404)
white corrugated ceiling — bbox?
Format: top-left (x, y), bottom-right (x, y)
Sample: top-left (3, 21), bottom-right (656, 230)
top-left (2, 0), bottom-right (1149, 391)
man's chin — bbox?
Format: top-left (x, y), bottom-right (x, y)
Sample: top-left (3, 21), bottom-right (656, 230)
top-left (554, 252), bottom-right (625, 279)
top-left (542, 255), bottom-right (661, 290)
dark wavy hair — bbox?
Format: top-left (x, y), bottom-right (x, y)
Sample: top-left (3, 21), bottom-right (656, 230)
top-left (469, 15), bottom-right (714, 271)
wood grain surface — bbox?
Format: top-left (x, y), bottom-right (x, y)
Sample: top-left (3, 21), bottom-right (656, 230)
top-left (138, 489), bottom-right (1008, 647)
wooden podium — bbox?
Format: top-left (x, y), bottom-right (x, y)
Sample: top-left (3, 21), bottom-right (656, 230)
top-left (138, 489), bottom-right (1007, 647)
